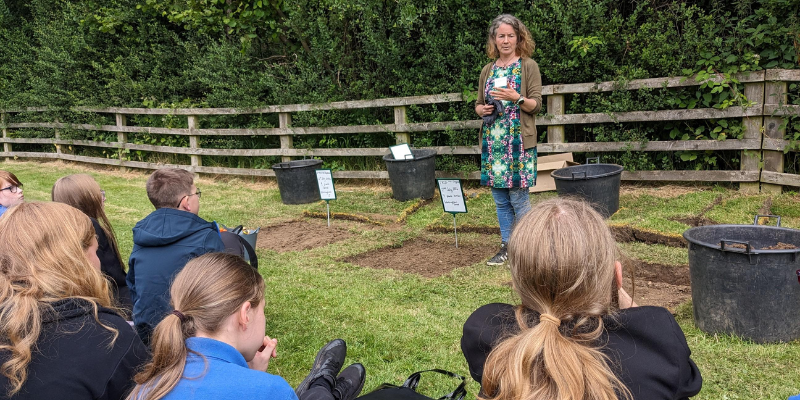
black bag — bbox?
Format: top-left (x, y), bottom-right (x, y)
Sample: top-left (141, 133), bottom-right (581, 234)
top-left (355, 370), bottom-right (467, 400)
top-left (220, 229), bottom-right (258, 269)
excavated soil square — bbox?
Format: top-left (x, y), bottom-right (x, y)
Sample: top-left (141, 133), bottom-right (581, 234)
top-left (623, 261), bottom-right (691, 311)
top-left (344, 238), bottom-right (497, 278)
top-left (256, 220), bottom-right (353, 252)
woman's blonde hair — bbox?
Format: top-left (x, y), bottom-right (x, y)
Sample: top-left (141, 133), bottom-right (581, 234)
top-left (0, 202), bottom-right (116, 396)
top-left (128, 252), bottom-right (265, 400)
top-left (480, 198), bottom-right (631, 400)
top-left (486, 14), bottom-right (536, 59)
top-left (52, 174), bottom-right (125, 272)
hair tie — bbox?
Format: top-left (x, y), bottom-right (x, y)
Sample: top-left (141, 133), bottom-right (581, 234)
top-left (172, 310), bottom-right (187, 323)
top-left (539, 313), bottom-right (561, 327)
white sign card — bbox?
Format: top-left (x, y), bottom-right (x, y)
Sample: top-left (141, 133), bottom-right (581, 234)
top-left (315, 169), bottom-right (336, 200)
top-left (389, 144), bottom-right (414, 160)
top-left (437, 179), bottom-right (467, 214)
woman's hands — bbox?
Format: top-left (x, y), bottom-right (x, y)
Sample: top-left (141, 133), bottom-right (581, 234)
top-left (475, 104), bottom-right (495, 117)
top-left (489, 87), bottom-right (521, 102)
top-left (248, 335), bottom-right (278, 372)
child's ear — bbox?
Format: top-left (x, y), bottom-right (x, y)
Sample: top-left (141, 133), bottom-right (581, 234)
top-left (238, 301), bottom-right (252, 326)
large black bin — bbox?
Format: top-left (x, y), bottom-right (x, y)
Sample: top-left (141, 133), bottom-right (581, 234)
top-left (551, 163), bottom-right (623, 218)
top-left (383, 149), bottom-right (436, 201)
top-left (683, 217), bottom-right (800, 343)
top-left (271, 159), bottom-right (323, 205)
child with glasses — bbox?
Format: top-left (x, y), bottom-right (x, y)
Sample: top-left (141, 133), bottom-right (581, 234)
top-left (127, 168), bottom-right (225, 345)
top-left (0, 170), bottom-right (24, 218)
top-left (52, 174), bottom-right (133, 317)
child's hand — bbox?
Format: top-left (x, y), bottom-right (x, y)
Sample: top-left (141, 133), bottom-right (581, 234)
top-left (248, 336), bottom-right (278, 372)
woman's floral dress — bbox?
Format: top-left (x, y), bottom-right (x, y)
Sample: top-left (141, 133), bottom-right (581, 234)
top-left (480, 60), bottom-right (537, 188)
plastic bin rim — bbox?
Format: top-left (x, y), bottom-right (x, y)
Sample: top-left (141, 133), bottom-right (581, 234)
top-left (682, 224), bottom-right (800, 254)
top-left (383, 149), bottom-right (437, 162)
top-left (551, 163), bottom-right (623, 180)
top-left (271, 159), bottom-right (324, 169)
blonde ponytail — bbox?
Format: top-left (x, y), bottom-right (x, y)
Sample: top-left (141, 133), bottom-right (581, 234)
top-left (128, 253), bottom-right (264, 400)
top-left (480, 198), bottom-right (632, 400)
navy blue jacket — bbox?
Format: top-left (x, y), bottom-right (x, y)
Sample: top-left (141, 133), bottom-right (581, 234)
top-left (127, 208), bottom-right (225, 344)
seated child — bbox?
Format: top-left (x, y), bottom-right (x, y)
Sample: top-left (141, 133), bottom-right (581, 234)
top-left (52, 174), bottom-right (133, 314)
top-left (0, 170), bottom-right (24, 218)
top-left (461, 198), bottom-right (702, 400)
top-left (127, 168), bottom-right (225, 344)
top-left (128, 252), bottom-right (365, 400)
top-left (0, 202), bottom-right (147, 399)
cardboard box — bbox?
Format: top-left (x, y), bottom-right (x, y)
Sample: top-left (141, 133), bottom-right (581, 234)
top-left (530, 153), bottom-right (579, 193)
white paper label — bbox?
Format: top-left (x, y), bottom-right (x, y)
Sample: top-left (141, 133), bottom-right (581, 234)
top-left (316, 170), bottom-right (336, 200)
top-left (438, 179), bottom-right (467, 214)
top-left (493, 77), bottom-right (508, 88)
top-left (389, 143), bottom-right (414, 160)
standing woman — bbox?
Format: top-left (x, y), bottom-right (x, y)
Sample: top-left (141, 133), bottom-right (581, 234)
top-left (476, 15), bottom-right (543, 266)
top-left (0, 170), bottom-right (24, 218)
top-left (0, 202), bottom-right (148, 399)
top-left (52, 174), bottom-right (132, 314)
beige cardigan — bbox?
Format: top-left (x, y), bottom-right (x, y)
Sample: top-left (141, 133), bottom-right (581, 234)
top-left (476, 57), bottom-right (543, 149)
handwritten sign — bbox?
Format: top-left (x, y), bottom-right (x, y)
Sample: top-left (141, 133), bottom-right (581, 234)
top-left (437, 179), bottom-right (467, 214)
top-left (389, 144), bottom-right (414, 160)
top-left (315, 169), bottom-right (336, 200)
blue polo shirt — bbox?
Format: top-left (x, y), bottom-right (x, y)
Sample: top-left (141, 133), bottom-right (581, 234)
top-left (161, 337), bottom-right (298, 400)
top-left (0, 205), bottom-right (8, 218)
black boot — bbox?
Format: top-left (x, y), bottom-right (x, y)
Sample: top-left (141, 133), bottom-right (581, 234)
top-left (332, 363), bottom-right (366, 400)
top-left (295, 339), bottom-right (347, 397)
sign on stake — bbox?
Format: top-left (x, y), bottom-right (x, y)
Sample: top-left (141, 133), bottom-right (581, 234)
top-left (316, 169), bottom-right (337, 227)
top-left (437, 179), bottom-right (467, 248)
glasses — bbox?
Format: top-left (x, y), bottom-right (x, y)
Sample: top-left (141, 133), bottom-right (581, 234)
top-left (0, 184), bottom-right (22, 194)
top-left (176, 189), bottom-right (202, 208)
top-left (100, 190), bottom-right (106, 202)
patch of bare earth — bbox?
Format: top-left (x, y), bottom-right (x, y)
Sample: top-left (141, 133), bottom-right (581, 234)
top-left (624, 261), bottom-right (691, 311)
top-left (620, 184), bottom-right (711, 199)
top-left (611, 226), bottom-right (687, 247)
top-left (343, 237), bottom-right (497, 278)
top-left (256, 220), bottom-right (353, 252)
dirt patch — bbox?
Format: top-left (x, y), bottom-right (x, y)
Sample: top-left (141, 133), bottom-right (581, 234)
top-left (257, 220), bottom-right (353, 252)
top-left (343, 238), bottom-right (497, 278)
top-left (625, 261), bottom-right (691, 311)
top-left (670, 216), bottom-right (718, 227)
top-left (620, 184), bottom-right (711, 199)
top-left (610, 225), bottom-right (687, 247)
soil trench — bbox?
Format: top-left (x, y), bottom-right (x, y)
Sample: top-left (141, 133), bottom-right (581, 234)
top-left (343, 237), bottom-right (497, 278)
top-left (257, 220), bottom-right (354, 252)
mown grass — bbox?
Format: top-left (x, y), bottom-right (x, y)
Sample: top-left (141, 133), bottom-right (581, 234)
top-left (2, 160), bottom-right (799, 399)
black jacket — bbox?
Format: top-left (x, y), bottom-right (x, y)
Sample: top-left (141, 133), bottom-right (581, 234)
top-left (91, 218), bottom-right (133, 315)
top-left (462, 304), bottom-right (702, 400)
top-left (0, 298), bottom-right (149, 400)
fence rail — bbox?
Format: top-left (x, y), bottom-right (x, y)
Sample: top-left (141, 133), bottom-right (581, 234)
top-left (2, 69), bottom-right (799, 191)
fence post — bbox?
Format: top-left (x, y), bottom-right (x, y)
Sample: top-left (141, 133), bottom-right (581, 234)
top-left (1, 113), bottom-right (9, 161)
top-left (187, 115), bottom-right (202, 169)
top-left (394, 106), bottom-right (411, 145)
top-left (761, 80), bottom-right (787, 194)
top-left (54, 117), bottom-right (63, 155)
top-left (546, 94), bottom-right (565, 144)
top-left (116, 113), bottom-right (127, 171)
top-left (740, 80), bottom-right (764, 194)
top-left (279, 112), bottom-right (293, 162)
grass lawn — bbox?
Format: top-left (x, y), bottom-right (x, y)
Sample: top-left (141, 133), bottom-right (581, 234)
top-left (2, 160), bottom-right (799, 399)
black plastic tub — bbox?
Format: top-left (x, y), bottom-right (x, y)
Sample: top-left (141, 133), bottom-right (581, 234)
top-left (551, 162), bottom-right (623, 218)
top-left (271, 159), bottom-right (323, 205)
top-left (683, 216), bottom-right (800, 343)
top-left (383, 149), bottom-right (436, 201)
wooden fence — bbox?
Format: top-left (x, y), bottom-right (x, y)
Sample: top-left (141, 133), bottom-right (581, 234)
top-left (1, 69), bottom-right (799, 192)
